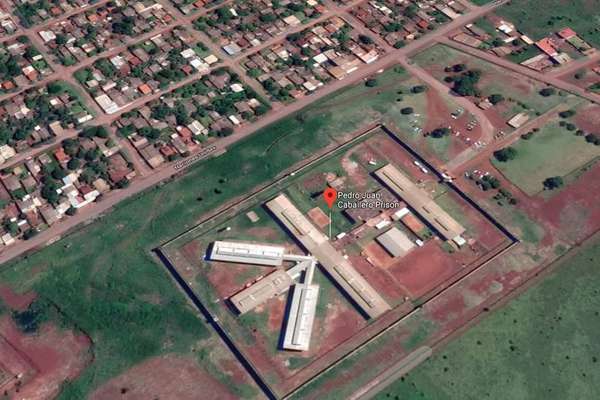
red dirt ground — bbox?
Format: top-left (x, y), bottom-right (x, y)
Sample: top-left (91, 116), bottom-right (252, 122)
top-left (341, 150), bottom-right (370, 190)
top-left (307, 207), bottom-right (331, 229)
top-left (387, 240), bottom-right (463, 299)
top-left (265, 295), bottom-right (287, 332)
top-left (573, 103), bottom-right (600, 133)
top-left (348, 254), bottom-right (407, 304)
top-left (0, 334), bottom-right (35, 394)
top-left (90, 355), bottom-right (239, 400)
top-left (316, 300), bottom-right (367, 355)
top-left (362, 240), bottom-right (395, 268)
top-left (206, 261), bottom-right (266, 299)
top-left (0, 286), bottom-right (36, 311)
top-left (0, 316), bottom-right (91, 400)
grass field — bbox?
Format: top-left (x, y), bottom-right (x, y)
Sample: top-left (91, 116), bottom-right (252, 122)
top-left (495, 0), bottom-right (600, 48)
top-left (376, 234), bottom-right (600, 400)
top-left (0, 65), bottom-right (450, 398)
top-left (492, 120), bottom-right (600, 195)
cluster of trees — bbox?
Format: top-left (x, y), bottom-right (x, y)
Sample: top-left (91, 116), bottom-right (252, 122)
top-left (585, 133), bottom-right (600, 145)
top-left (493, 146), bottom-right (517, 162)
top-left (477, 174), bottom-right (500, 191)
top-left (112, 15), bottom-right (136, 36)
top-left (494, 187), bottom-right (518, 205)
top-left (15, 0), bottom-right (51, 27)
top-left (449, 69), bottom-right (482, 97)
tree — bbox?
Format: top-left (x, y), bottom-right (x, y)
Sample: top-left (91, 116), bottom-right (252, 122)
top-left (543, 176), bottom-right (564, 190)
top-left (400, 107), bottom-right (414, 115)
top-left (411, 85), bottom-right (427, 93)
top-left (67, 158), bottom-right (81, 170)
top-left (429, 127), bottom-right (451, 138)
top-left (358, 34), bottom-right (373, 45)
top-left (54, 34), bottom-right (67, 45)
top-left (559, 109), bottom-right (576, 118)
top-left (488, 94), bottom-right (505, 105)
top-left (365, 78), bottom-right (378, 87)
top-left (493, 146), bottom-right (517, 162)
top-left (66, 207), bottom-right (77, 216)
top-left (539, 87), bottom-right (556, 97)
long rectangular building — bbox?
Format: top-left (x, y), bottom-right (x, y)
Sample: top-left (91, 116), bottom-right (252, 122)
top-left (266, 194), bottom-right (390, 319)
top-left (210, 240), bottom-right (285, 266)
top-left (375, 164), bottom-right (465, 241)
top-left (282, 283), bottom-right (319, 351)
top-left (230, 269), bottom-right (293, 314)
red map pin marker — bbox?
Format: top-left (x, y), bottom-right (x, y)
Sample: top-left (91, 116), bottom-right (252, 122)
top-left (323, 187), bottom-right (337, 209)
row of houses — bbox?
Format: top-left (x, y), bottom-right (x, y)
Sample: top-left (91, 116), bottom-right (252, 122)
top-left (244, 16), bottom-right (382, 102)
top-left (352, 0), bottom-right (466, 48)
top-left (172, 0), bottom-right (222, 16)
top-left (0, 129), bottom-right (136, 250)
top-left (0, 37), bottom-right (53, 93)
top-left (8, 0), bottom-right (93, 26)
top-left (113, 69), bottom-right (268, 168)
top-left (0, 82), bottom-right (93, 166)
top-left (454, 16), bottom-right (595, 72)
top-left (38, 0), bottom-right (175, 67)
top-left (75, 27), bottom-right (218, 114)
top-left (194, 0), bottom-right (326, 56)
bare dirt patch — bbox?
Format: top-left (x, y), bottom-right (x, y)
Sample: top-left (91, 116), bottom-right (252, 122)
top-left (573, 103), bottom-right (600, 133)
top-left (307, 207), bottom-right (331, 229)
top-left (0, 316), bottom-right (91, 400)
top-left (388, 241), bottom-right (462, 299)
top-left (90, 354), bottom-right (239, 400)
top-left (0, 286), bottom-right (36, 311)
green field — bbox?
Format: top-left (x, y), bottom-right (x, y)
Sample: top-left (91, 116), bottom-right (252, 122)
top-left (496, 0), bottom-right (600, 48)
top-left (377, 235), bottom-right (600, 400)
top-left (492, 120), bottom-right (600, 195)
top-left (412, 44), bottom-right (569, 118)
top-left (0, 65), bottom-right (454, 398)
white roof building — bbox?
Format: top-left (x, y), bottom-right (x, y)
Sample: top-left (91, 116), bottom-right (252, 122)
top-left (210, 241), bottom-right (285, 266)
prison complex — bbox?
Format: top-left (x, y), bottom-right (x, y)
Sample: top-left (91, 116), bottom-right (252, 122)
top-left (266, 194), bottom-right (391, 319)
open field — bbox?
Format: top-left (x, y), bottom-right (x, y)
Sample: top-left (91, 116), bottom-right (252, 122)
top-left (412, 44), bottom-right (571, 120)
top-left (492, 111), bottom-right (600, 195)
top-left (376, 233), bottom-right (600, 400)
top-left (495, 0), bottom-right (600, 48)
